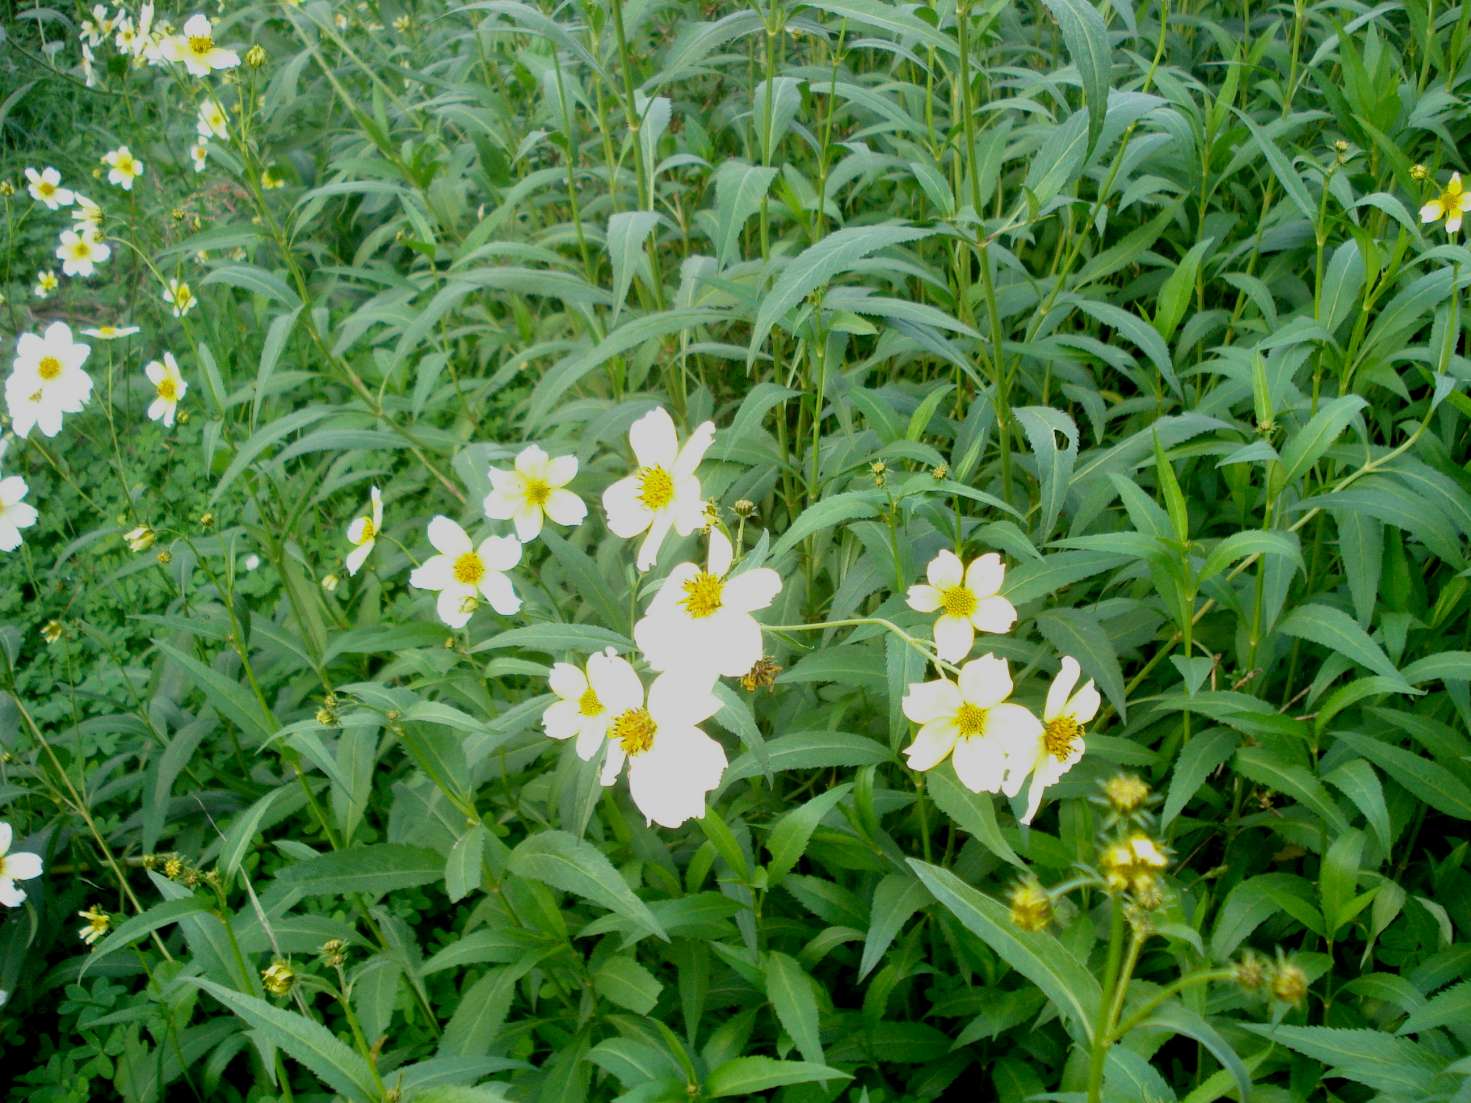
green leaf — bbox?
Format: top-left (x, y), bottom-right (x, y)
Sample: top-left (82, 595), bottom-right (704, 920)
top-left (594, 955), bottom-right (663, 1015)
top-left (1161, 728), bottom-right (1237, 828)
top-left (1235, 747), bottom-right (1350, 835)
top-left (606, 210), bottom-right (659, 326)
top-left (768, 492), bottom-right (882, 562)
top-left (765, 951), bottom-right (823, 1064)
top-left (765, 784), bottom-right (852, 885)
top-left (1233, 111), bottom-right (1317, 223)
top-left (1278, 395), bottom-right (1367, 484)
top-left (926, 768), bottom-right (1024, 867)
top-left (860, 874), bottom-right (929, 980)
top-left (188, 978), bottom-right (378, 1103)
top-left (1197, 530), bottom-right (1303, 585)
top-left (154, 641), bottom-right (274, 745)
top-left (711, 161), bottom-right (778, 266)
top-left (508, 830), bottom-right (667, 940)
top-left (1014, 406), bottom-right (1078, 541)
top-left (1139, 1003), bottom-right (1250, 1101)
top-left (1333, 732), bottom-right (1471, 821)
top-left (1034, 608), bottom-right (1127, 719)
top-left (445, 825), bottom-right (486, 904)
top-left (909, 860), bottom-right (1101, 1041)
top-left (275, 844), bottom-right (443, 897)
top-left (1324, 759), bottom-right (1391, 854)
top-left (82, 897), bottom-right (216, 973)
top-left (1276, 603), bottom-right (1413, 688)
top-left (200, 264), bottom-right (300, 308)
top-left (1038, 0), bottom-right (1112, 155)
top-left (705, 1056), bottom-right (850, 1096)
top-left (1238, 1024), bottom-right (1442, 1095)
top-left (1399, 978), bottom-right (1471, 1034)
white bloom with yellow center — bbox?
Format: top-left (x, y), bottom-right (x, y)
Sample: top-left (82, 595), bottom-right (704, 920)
top-left (25, 167), bottom-right (74, 210)
top-left (163, 278), bottom-right (196, 317)
top-left (634, 527), bottom-right (781, 679)
top-left (603, 406), bottom-right (715, 571)
top-left (197, 99), bottom-right (228, 139)
top-left (1016, 656), bottom-right (1100, 824)
top-left (542, 647), bottom-right (628, 761)
top-left (190, 142), bottom-right (208, 173)
top-left (408, 516), bottom-right (521, 628)
top-left (6, 322), bottom-right (93, 439)
top-left (33, 271), bottom-right (59, 299)
top-left (82, 323), bottom-right (140, 340)
top-left (345, 486), bottom-right (383, 576)
top-left (102, 146), bottom-right (144, 190)
top-left (164, 14), bottom-right (240, 76)
top-left (56, 229), bottom-right (110, 278)
top-left (71, 194), bottom-right (103, 229)
top-left (0, 822), bottom-right (44, 908)
top-left (0, 477), bottom-right (40, 552)
top-left (483, 444), bottom-right (585, 541)
top-left (906, 549), bottom-right (1017, 662)
top-left (80, 4), bottom-right (115, 45)
top-left (591, 664), bottom-right (726, 828)
top-left (1421, 172), bottom-right (1471, 235)
top-left (144, 352), bottom-right (187, 427)
top-left (901, 653), bottom-right (1041, 795)
top-left (114, 16), bottom-right (138, 52)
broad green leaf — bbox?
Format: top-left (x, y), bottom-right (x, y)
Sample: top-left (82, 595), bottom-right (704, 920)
top-left (83, 897), bottom-right (216, 973)
top-left (275, 844), bottom-right (443, 897)
top-left (594, 955), bottom-right (663, 1015)
top-left (1039, 0), bottom-right (1112, 155)
top-left (154, 641), bottom-right (274, 745)
top-left (705, 1056), bottom-right (850, 1096)
top-left (1276, 603), bottom-right (1412, 688)
top-left (508, 830), bottom-right (667, 939)
top-left (765, 951), bottom-right (823, 1064)
top-left (1278, 395), bottom-right (1367, 484)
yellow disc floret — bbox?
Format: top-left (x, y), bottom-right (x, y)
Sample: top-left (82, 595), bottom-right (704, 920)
top-left (611, 707), bottom-right (656, 754)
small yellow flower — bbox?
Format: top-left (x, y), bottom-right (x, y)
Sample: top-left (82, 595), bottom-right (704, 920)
top-left (163, 279), bottom-right (196, 317)
top-left (1103, 773), bottom-right (1151, 816)
top-left (101, 147), bottom-right (144, 191)
top-left (261, 960), bottom-right (295, 996)
top-left (1420, 172), bottom-right (1471, 234)
top-left (41, 620), bottom-right (64, 644)
top-left (1270, 961), bottom-right (1308, 1007)
top-left (163, 855), bottom-right (184, 879)
top-left (1007, 881), bottom-right (1052, 932)
top-left (1234, 952), bottom-right (1268, 993)
top-left (34, 270), bottom-right (59, 298)
top-left (261, 168), bottom-right (284, 190)
top-left (1100, 833), bottom-right (1168, 894)
top-left (245, 44), bottom-right (267, 68)
top-left (78, 906), bottom-right (111, 945)
top-left (125, 524), bottom-right (156, 552)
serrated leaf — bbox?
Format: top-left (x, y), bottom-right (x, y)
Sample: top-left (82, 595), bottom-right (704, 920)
top-left (508, 830), bottom-right (667, 940)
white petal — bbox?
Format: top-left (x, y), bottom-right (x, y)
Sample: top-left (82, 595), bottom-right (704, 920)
top-left (964, 553), bottom-right (1005, 597)
top-left (477, 534), bottom-right (522, 571)
top-left (0, 879), bottom-right (26, 907)
top-left (482, 485), bottom-right (517, 521)
top-left (628, 727), bottom-right (726, 827)
top-left (478, 572), bottom-right (521, 616)
top-left (932, 615), bottom-right (975, 663)
top-left (436, 588), bottom-right (475, 628)
top-left (543, 489), bottom-right (586, 527)
top-left (542, 699), bottom-right (581, 741)
top-left (636, 512), bottom-right (675, 571)
top-left (971, 595), bottom-right (1017, 634)
top-left (603, 475), bottom-right (651, 538)
top-left (722, 567), bottom-right (781, 614)
top-left (427, 515), bottom-right (471, 556)
top-left (409, 555), bottom-right (455, 591)
top-left (345, 542), bottom-right (372, 576)
top-left (906, 583), bottom-right (941, 613)
top-left (1069, 681), bottom-right (1102, 726)
top-left (647, 671), bottom-right (721, 726)
top-left (950, 733), bottom-right (1009, 794)
top-left (707, 527), bottom-right (733, 575)
top-left (514, 444), bottom-right (550, 476)
top-left (926, 549), bottom-right (964, 589)
top-left (545, 453), bottom-right (578, 486)
top-left (958, 653), bottom-right (1012, 708)
top-left (575, 720), bottom-right (608, 761)
top-left (589, 653), bottom-right (643, 714)
top-left (600, 741), bottom-right (627, 785)
top-left (902, 679), bottom-right (962, 724)
top-left (0, 476), bottom-right (26, 505)
top-left (0, 822), bottom-right (11, 852)
top-left (346, 517), bottom-right (370, 544)
top-left (511, 504), bottom-right (544, 542)
top-left (674, 420), bottom-right (716, 476)
top-left (547, 662), bottom-right (588, 700)
top-left (904, 719), bottom-right (959, 771)
top-left (1045, 657), bottom-right (1082, 721)
top-left (670, 477), bottom-right (708, 535)
top-left (628, 406), bottom-right (678, 468)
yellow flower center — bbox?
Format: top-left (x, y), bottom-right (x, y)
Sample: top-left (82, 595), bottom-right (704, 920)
top-left (355, 516), bottom-right (375, 544)
top-left (156, 377), bottom-right (178, 401)
top-left (68, 239), bottom-right (93, 259)
top-left (97, 326), bottom-right (116, 336)
top-left (0, 856), bottom-right (7, 878)
top-left (117, 155), bottom-right (135, 175)
top-left (680, 571), bottom-right (724, 618)
top-left (577, 687), bottom-right (603, 717)
top-left (955, 702), bottom-right (988, 738)
top-left (522, 476), bottom-right (552, 507)
top-left (1043, 715), bottom-right (1082, 760)
top-left (939, 584), bottom-right (977, 618)
top-left (37, 181), bottom-right (56, 198)
top-left (172, 285), bottom-right (193, 307)
top-left (611, 707), bottom-right (656, 755)
top-left (38, 356), bottom-right (62, 381)
top-left (188, 34), bottom-right (214, 58)
top-left (452, 551), bottom-right (485, 585)
top-left (637, 465), bottom-right (674, 510)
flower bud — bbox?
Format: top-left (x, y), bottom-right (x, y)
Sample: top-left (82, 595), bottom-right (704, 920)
top-left (262, 960), bottom-right (295, 996)
top-left (1007, 881), bottom-right (1053, 932)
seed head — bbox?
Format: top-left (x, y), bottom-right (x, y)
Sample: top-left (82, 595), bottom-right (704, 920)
top-left (1007, 881), bottom-right (1053, 932)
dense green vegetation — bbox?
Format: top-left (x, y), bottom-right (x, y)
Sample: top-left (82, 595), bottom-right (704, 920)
top-left (3, 0), bottom-right (1471, 1100)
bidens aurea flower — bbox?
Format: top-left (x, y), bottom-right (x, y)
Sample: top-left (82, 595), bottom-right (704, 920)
top-left (603, 406), bottom-right (715, 571)
top-left (1017, 656), bottom-right (1100, 825)
top-left (163, 279), bottom-right (196, 317)
top-left (1421, 172), bottom-right (1471, 235)
top-left (164, 14), bottom-right (241, 76)
top-left (409, 516), bottom-right (521, 628)
top-left (590, 663), bottom-right (727, 828)
top-left (197, 99), bottom-right (227, 139)
top-left (345, 486), bottom-right (383, 576)
top-left (542, 648), bottom-right (629, 762)
top-left (634, 527), bottom-right (781, 679)
top-left (901, 653), bottom-right (1040, 795)
top-left (82, 324), bottom-right (139, 340)
top-left (144, 352), bottom-right (186, 427)
top-left (26, 167), bottom-right (74, 210)
top-left (0, 822), bottom-right (43, 908)
top-left (0, 477), bottom-right (40, 552)
top-left (906, 549), bottom-right (1017, 662)
top-left (6, 322), bottom-right (93, 439)
top-left (483, 444), bottom-right (586, 542)
top-left (57, 229), bottom-right (110, 278)
top-left (102, 146), bottom-right (144, 190)
top-left (33, 271), bottom-right (59, 299)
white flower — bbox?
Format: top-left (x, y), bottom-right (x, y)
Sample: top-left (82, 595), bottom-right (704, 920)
top-left (0, 822), bottom-right (43, 908)
top-left (1017, 656), bottom-right (1100, 824)
top-left (25, 167), bottom-right (74, 210)
top-left (197, 98), bottom-right (228, 139)
top-left (906, 550), bottom-right (1017, 663)
top-left (6, 322), bottom-right (93, 439)
top-left (542, 647), bottom-right (627, 761)
top-left (144, 352), bottom-right (187, 427)
top-left (71, 194), bottom-right (103, 229)
top-left (125, 524), bottom-right (156, 552)
top-left (33, 271), bottom-right (59, 299)
top-left (163, 14), bottom-right (240, 76)
top-left (80, 4), bottom-right (115, 45)
top-left (408, 516), bottom-right (521, 628)
top-left (243, 553), bottom-right (261, 571)
top-left (162, 278), bottom-right (196, 317)
top-left (114, 16), bottom-right (138, 53)
top-left (56, 228), bottom-right (110, 278)
top-left (133, 3), bottom-right (156, 58)
top-left (190, 142), bottom-right (208, 173)
top-left (81, 323), bottom-right (140, 340)
top-left (0, 476), bottom-right (40, 552)
top-left (483, 444), bottom-right (585, 541)
top-left (901, 653), bottom-right (1041, 796)
top-left (102, 146), bottom-right (144, 190)
top-left (81, 42), bottom-right (98, 87)
top-left (345, 486), bottom-right (382, 576)
top-left (590, 665), bottom-right (726, 828)
top-left (634, 527), bottom-right (781, 679)
top-left (602, 407), bottom-right (715, 571)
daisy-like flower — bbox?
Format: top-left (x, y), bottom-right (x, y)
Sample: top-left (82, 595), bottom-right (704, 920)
top-left (78, 905), bottom-right (111, 945)
top-left (82, 323), bottom-right (140, 340)
top-left (80, 4), bottom-right (116, 46)
top-left (603, 406), bottom-right (716, 571)
top-left (1421, 172), bottom-right (1471, 235)
top-left (56, 228), bottom-right (111, 278)
top-left (197, 98), bottom-right (227, 140)
top-left (906, 549), bottom-right (1017, 663)
top-left (483, 444), bottom-right (586, 541)
top-left (408, 516), bottom-right (521, 628)
top-left (6, 322), bottom-right (93, 438)
top-left (144, 352), bottom-right (187, 427)
top-left (163, 278), bottom-right (196, 317)
top-left (190, 142), bottom-right (208, 173)
top-left (33, 271), bottom-right (59, 299)
top-left (634, 527), bottom-right (781, 679)
top-left (0, 822), bottom-right (43, 908)
top-left (0, 477), bottom-right (40, 552)
top-left (1016, 656), bottom-right (1101, 824)
top-left (163, 14), bottom-right (241, 76)
top-left (125, 524), bottom-right (155, 552)
top-left (132, 3), bottom-right (157, 59)
top-left (590, 663), bottom-right (727, 828)
top-left (901, 653), bottom-right (1041, 795)
top-left (26, 167), bottom-right (74, 210)
top-left (102, 146), bottom-right (144, 191)
top-left (344, 485), bottom-right (382, 575)
top-left (114, 16), bottom-right (138, 53)
top-left (542, 647), bottom-right (627, 761)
